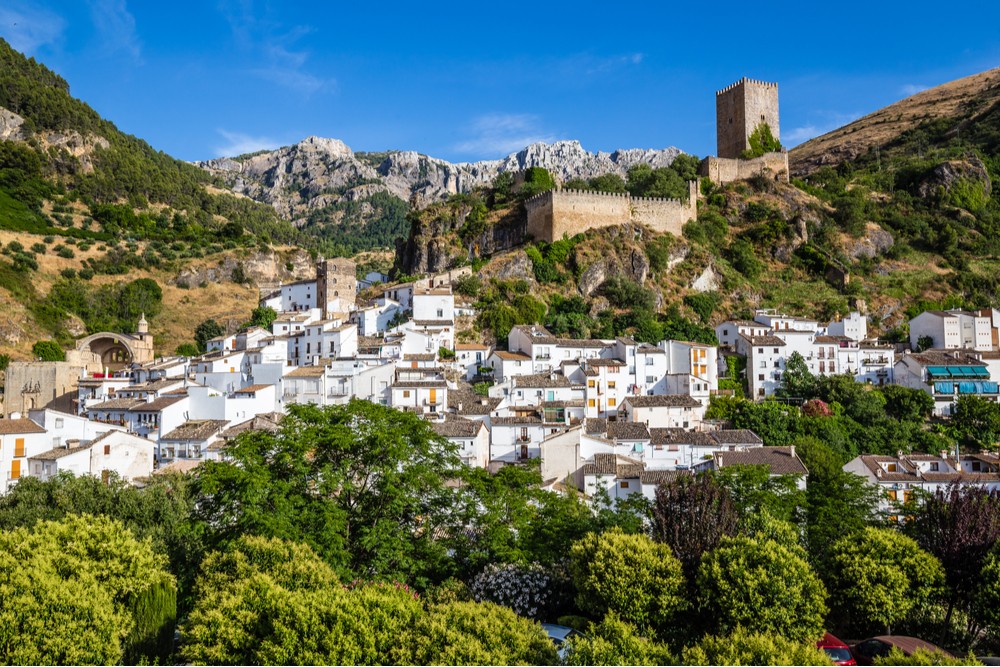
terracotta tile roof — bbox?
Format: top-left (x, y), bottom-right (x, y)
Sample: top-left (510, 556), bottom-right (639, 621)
top-left (640, 469), bottom-right (687, 485)
top-left (160, 420), bottom-right (229, 442)
top-left (712, 429), bottom-right (764, 445)
top-left (493, 351), bottom-right (532, 361)
top-left (607, 421), bottom-right (651, 441)
top-left (404, 353), bottom-right (437, 361)
top-left (744, 334), bottom-right (787, 346)
top-left (234, 384), bottom-right (272, 394)
top-left (540, 400), bottom-right (585, 409)
top-left (581, 453), bottom-right (644, 478)
top-left (88, 398), bottom-right (144, 411)
top-left (455, 343), bottom-right (490, 351)
top-left (650, 428), bottom-right (715, 446)
top-left (584, 418), bottom-right (608, 435)
top-left (394, 380), bottom-right (447, 389)
top-left (286, 366), bottom-right (327, 378)
top-left (907, 351), bottom-right (985, 367)
top-left (513, 374), bottom-right (572, 389)
top-left (587, 358), bottom-right (625, 367)
top-left (0, 417), bottom-right (47, 435)
top-left (413, 319), bottom-right (454, 327)
top-left (220, 413), bottom-right (283, 438)
top-left (31, 444), bottom-right (91, 460)
top-left (430, 416), bottom-right (484, 438)
top-left (715, 446), bottom-right (807, 476)
top-left (624, 395), bottom-right (702, 409)
top-left (130, 396), bottom-right (186, 412)
top-left (492, 415), bottom-right (542, 425)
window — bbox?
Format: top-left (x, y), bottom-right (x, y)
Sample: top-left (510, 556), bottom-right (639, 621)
top-left (887, 463), bottom-right (898, 472)
top-left (773, 348), bottom-right (779, 354)
top-left (758, 373), bottom-right (765, 381)
top-left (54, 418), bottom-right (64, 429)
top-left (646, 376), bottom-right (655, 384)
top-left (437, 309), bottom-right (444, 318)
top-left (104, 444), bottom-right (111, 455)
top-left (619, 481), bottom-right (629, 489)
top-left (14, 438), bottom-right (25, 458)
top-left (588, 399), bottom-right (596, 408)
top-left (608, 381), bottom-right (616, 389)
top-left (646, 357), bottom-right (654, 366)
top-left (829, 362), bottom-right (836, 372)
top-left (608, 398), bottom-right (616, 407)
top-left (403, 390), bottom-right (411, 398)
top-left (773, 361), bottom-right (780, 368)
top-left (887, 490), bottom-right (898, 502)
top-left (930, 462), bottom-right (940, 471)
top-left (758, 348), bottom-right (763, 354)
top-left (588, 380), bottom-right (595, 388)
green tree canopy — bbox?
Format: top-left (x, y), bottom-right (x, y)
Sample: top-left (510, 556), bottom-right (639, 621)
top-left (400, 600), bottom-right (557, 666)
top-left (828, 527), bottom-right (944, 635)
top-left (568, 528), bottom-right (686, 636)
top-left (194, 318), bottom-right (225, 352)
top-left (741, 122), bottom-right (783, 158)
top-left (190, 400), bottom-right (462, 585)
top-left (0, 514), bottom-right (176, 665)
top-left (243, 305), bottom-right (277, 330)
top-left (696, 533), bottom-right (828, 642)
top-left (31, 339), bottom-right (64, 361)
top-left (680, 627), bottom-right (831, 666)
top-left (180, 536), bottom-right (422, 666)
top-left (563, 612), bottom-right (675, 666)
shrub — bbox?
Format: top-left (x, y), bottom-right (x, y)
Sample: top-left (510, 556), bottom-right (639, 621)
top-left (31, 340), bottom-right (64, 361)
top-left (57, 246), bottom-right (75, 259)
top-left (469, 562), bottom-right (566, 620)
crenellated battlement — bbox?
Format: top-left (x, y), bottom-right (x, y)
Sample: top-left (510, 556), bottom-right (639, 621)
top-left (525, 181), bottom-right (698, 243)
top-left (716, 77), bottom-right (778, 95)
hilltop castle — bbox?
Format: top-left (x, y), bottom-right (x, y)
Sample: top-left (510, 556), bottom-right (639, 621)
top-left (525, 77), bottom-right (788, 243)
top-left (699, 77), bottom-right (789, 184)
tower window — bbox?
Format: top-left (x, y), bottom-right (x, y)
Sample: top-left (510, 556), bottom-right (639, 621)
top-left (761, 114), bottom-right (766, 121)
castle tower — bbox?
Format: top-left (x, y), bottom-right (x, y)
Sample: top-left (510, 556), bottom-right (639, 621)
top-left (137, 313), bottom-right (148, 338)
top-left (716, 78), bottom-right (780, 159)
top-left (315, 257), bottom-right (357, 319)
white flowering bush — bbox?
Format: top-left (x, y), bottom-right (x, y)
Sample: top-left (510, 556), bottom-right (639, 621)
top-left (469, 562), bottom-right (562, 619)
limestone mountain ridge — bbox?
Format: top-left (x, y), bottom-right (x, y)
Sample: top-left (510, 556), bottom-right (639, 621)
top-left (197, 138), bottom-right (684, 225)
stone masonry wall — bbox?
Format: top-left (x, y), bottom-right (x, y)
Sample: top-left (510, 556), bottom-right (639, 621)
top-left (699, 152), bottom-right (789, 185)
top-left (525, 183), bottom-right (696, 243)
top-left (716, 78), bottom-right (780, 159)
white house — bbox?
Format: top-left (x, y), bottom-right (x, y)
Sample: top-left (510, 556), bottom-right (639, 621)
top-left (894, 350), bottom-right (996, 416)
top-left (28, 430), bottom-right (154, 485)
top-left (909, 309), bottom-right (999, 352)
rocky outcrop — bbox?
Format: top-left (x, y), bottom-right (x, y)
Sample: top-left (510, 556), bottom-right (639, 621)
top-left (198, 137), bottom-right (684, 226)
top-left (0, 108), bottom-right (25, 141)
top-left (916, 157), bottom-right (992, 201)
top-left (173, 249), bottom-right (314, 289)
top-left (844, 224), bottom-right (895, 260)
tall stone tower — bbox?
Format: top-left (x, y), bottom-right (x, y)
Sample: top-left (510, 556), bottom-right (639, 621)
top-left (716, 78), bottom-right (780, 159)
top-left (315, 257), bottom-right (357, 319)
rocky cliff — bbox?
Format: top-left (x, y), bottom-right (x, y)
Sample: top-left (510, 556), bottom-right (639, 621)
top-left (198, 138), bottom-right (683, 225)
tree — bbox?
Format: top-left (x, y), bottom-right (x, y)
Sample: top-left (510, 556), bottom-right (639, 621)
top-left (714, 464), bottom-right (806, 523)
top-left (174, 342), bottom-right (200, 356)
top-left (568, 529), bottom-right (686, 636)
top-left (0, 515), bottom-right (176, 665)
top-left (741, 122), bottom-right (783, 158)
top-left (880, 384), bottom-right (935, 423)
top-left (194, 318), bottom-right (225, 352)
top-left (520, 167), bottom-right (556, 198)
top-left (31, 339), bottom-right (64, 361)
top-left (563, 613), bottom-right (675, 666)
top-left (651, 473), bottom-right (739, 579)
top-left (951, 396), bottom-right (1000, 449)
top-left (873, 647), bottom-right (981, 666)
top-left (696, 534), bottom-right (828, 642)
top-left (794, 437), bottom-right (879, 568)
top-left (468, 562), bottom-right (566, 620)
top-left (680, 627), bottom-right (831, 666)
top-left (243, 305), bottom-right (277, 330)
top-left (971, 545), bottom-right (1000, 644)
top-left (400, 600), bottom-right (557, 666)
top-left (828, 527), bottom-right (944, 635)
top-left (180, 536), bottom-right (422, 666)
top-left (908, 484), bottom-right (1000, 643)
top-left (190, 400), bottom-right (463, 585)
top-left (779, 351), bottom-right (818, 400)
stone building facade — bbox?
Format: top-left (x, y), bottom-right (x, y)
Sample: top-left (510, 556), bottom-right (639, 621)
top-left (316, 257), bottom-right (357, 319)
top-left (716, 77), bottom-right (781, 159)
top-left (525, 181), bottom-right (697, 243)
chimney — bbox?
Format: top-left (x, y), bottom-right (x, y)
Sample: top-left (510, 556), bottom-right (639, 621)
top-left (789, 444), bottom-right (795, 459)
top-left (940, 449), bottom-right (949, 460)
top-left (457, 403), bottom-right (463, 412)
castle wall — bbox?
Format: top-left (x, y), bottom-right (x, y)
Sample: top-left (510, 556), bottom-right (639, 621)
top-left (716, 78), bottom-right (780, 159)
top-left (699, 152), bottom-right (789, 185)
top-left (3, 361), bottom-right (91, 416)
top-left (525, 184), bottom-right (695, 243)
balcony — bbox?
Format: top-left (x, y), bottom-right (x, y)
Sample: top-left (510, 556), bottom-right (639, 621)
top-left (516, 436), bottom-right (531, 443)
top-left (863, 357), bottom-right (890, 365)
top-left (328, 388), bottom-right (350, 397)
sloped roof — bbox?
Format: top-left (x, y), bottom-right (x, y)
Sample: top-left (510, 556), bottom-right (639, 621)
top-left (0, 417), bottom-right (46, 435)
top-left (607, 421), bottom-right (651, 441)
top-left (715, 446), bottom-right (807, 475)
top-left (160, 420), bottom-right (229, 442)
top-left (430, 416), bottom-right (484, 438)
top-left (624, 394), bottom-right (702, 408)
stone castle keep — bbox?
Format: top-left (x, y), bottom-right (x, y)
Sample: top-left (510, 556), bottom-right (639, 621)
top-left (524, 77), bottom-right (786, 243)
top-left (700, 77), bottom-right (789, 183)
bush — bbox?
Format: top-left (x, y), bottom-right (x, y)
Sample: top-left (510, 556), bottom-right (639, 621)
top-left (680, 627), bottom-right (831, 666)
top-left (31, 340), bottom-right (64, 361)
top-left (563, 613), bottom-right (674, 666)
top-left (469, 562), bottom-right (566, 620)
top-left (57, 246), bottom-right (75, 259)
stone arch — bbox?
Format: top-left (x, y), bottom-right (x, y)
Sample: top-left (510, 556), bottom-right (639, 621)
top-left (76, 333), bottom-right (138, 370)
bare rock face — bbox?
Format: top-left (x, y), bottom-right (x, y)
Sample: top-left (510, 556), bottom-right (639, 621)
top-left (174, 249), bottom-right (314, 288)
top-left (480, 251), bottom-right (535, 284)
top-left (690, 264), bottom-right (722, 293)
top-left (0, 107), bottom-right (25, 141)
top-left (917, 157), bottom-right (992, 201)
top-left (845, 224), bottom-right (895, 260)
top-left (198, 137), bottom-right (684, 226)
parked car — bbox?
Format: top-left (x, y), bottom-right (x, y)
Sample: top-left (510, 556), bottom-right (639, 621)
top-left (542, 624), bottom-right (581, 660)
top-left (817, 632), bottom-right (856, 665)
top-left (851, 636), bottom-right (953, 665)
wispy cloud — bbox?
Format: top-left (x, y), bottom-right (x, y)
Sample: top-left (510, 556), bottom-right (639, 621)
top-left (220, 3), bottom-right (333, 95)
top-left (0, 2), bottom-right (65, 55)
top-left (785, 111), bottom-right (863, 146)
top-left (900, 83), bottom-right (929, 96)
top-left (453, 113), bottom-right (559, 157)
top-left (213, 129), bottom-right (282, 157)
top-left (86, 0), bottom-right (141, 60)
top-left (583, 52), bottom-right (644, 75)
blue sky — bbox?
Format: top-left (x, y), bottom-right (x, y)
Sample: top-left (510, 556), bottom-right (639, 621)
top-left (3, 1), bottom-right (999, 163)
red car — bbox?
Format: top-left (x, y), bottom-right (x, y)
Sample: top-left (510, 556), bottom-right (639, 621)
top-left (817, 632), bottom-right (856, 666)
top-left (850, 636), bottom-right (953, 665)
